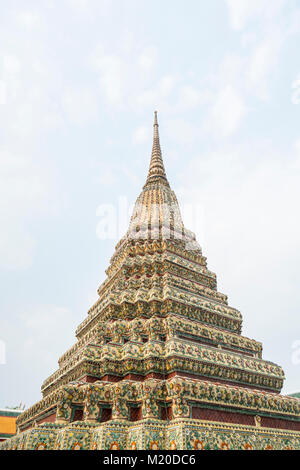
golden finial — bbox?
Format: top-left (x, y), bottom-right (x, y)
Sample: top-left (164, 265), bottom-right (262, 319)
top-left (144, 111), bottom-right (169, 187)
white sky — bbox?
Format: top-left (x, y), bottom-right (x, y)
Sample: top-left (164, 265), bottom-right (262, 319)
top-left (0, 0), bottom-right (300, 407)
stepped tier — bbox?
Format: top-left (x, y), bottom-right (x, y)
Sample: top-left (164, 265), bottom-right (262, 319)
top-left (60, 316), bottom-right (262, 369)
top-left (76, 239), bottom-right (242, 338)
top-left (3, 112), bottom-right (299, 450)
top-left (16, 378), bottom-right (300, 436)
top-left (4, 418), bottom-right (300, 451)
top-left (42, 315), bottom-right (281, 397)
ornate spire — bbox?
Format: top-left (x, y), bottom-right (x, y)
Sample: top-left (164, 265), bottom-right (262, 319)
top-left (144, 111), bottom-right (169, 187)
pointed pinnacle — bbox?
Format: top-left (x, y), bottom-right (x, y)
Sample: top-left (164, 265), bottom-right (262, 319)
top-left (145, 111), bottom-right (169, 187)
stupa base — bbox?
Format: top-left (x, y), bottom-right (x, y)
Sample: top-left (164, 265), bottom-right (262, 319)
top-left (1, 418), bottom-right (299, 450)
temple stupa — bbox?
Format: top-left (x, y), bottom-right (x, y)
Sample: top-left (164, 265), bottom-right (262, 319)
top-left (1, 112), bottom-right (299, 451)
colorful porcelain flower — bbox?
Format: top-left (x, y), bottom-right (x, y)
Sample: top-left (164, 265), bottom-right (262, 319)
top-left (170, 440), bottom-right (177, 450)
top-left (72, 442), bottom-right (81, 450)
top-left (110, 442), bottom-right (120, 450)
top-left (193, 440), bottom-right (204, 450)
top-left (243, 443), bottom-right (253, 450)
top-left (220, 441), bottom-right (230, 450)
top-left (150, 441), bottom-right (159, 450)
top-left (36, 443), bottom-right (46, 450)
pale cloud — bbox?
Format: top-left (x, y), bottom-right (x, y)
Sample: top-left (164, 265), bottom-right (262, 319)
top-left (66, 0), bottom-right (111, 16)
top-left (241, 32), bottom-right (257, 47)
top-left (18, 305), bottom-right (76, 391)
top-left (221, 0), bottom-right (292, 105)
top-left (135, 89), bottom-right (157, 108)
top-left (135, 75), bottom-right (177, 109)
top-left (180, 141), bottom-right (300, 266)
top-left (3, 54), bottom-right (21, 76)
top-left (201, 56), bottom-right (247, 132)
top-left (292, 139), bottom-right (300, 169)
top-left (0, 152), bottom-right (47, 215)
top-left (97, 167), bottom-right (118, 186)
top-left (16, 11), bottom-right (40, 29)
top-left (206, 86), bottom-right (247, 137)
top-left (159, 76), bottom-right (176, 96)
top-left (91, 48), bottom-right (125, 106)
top-left (177, 85), bottom-right (209, 110)
top-left (0, 52), bottom-right (63, 137)
top-left (0, 17), bottom-right (66, 271)
top-left (246, 34), bottom-right (283, 100)
top-left (0, 224), bottom-right (35, 271)
top-left (0, 80), bottom-right (6, 104)
top-left (1, 303), bottom-right (77, 406)
top-left (226, 0), bottom-right (286, 31)
top-left (1, 9), bottom-right (98, 137)
top-left (0, 340), bottom-right (5, 365)
top-left (62, 88), bottom-right (98, 125)
top-left (91, 38), bottom-right (178, 111)
top-left (291, 74), bottom-right (300, 105)
top-left (132, 125), bottom-right (150, 145)
top-left (287, 8), bottom-right (300, 35)
top-left (295, 139), bottom-right (300, 154)
top-left (166, 118), bottom-right (198, 145)
top-left (67, 0), bottom-right (92, 9)
top-left (138, 46), bottom-right (157, 71)
top-left (20, 305), bottom-right (71, 332)
top-left (0, 148), bottom-right (54, 270)
top-left (218, 54), bottom-right (244, 87)
top-left (224, 0), bottom-right (289, 101)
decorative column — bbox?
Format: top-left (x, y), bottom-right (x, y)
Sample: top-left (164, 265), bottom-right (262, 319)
top-left (83, 386), bottom-right (100, 422)
top-left (56, 389), bottom-right (73, 424)
top-left (149, 317), bottom-right (163, 341)
top-left (170, 381), bottom-right (190, 419)
top-left (112, 386), bottom-right (129, 420)
top-left (141, 382), bottom-right (160, 419)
